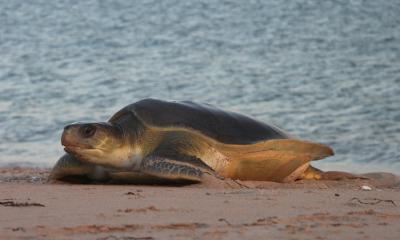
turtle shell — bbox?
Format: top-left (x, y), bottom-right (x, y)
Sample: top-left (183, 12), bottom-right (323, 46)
top-left (109, 98), bottom-right (290, 145)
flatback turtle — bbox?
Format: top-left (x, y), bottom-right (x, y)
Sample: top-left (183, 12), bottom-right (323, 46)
top-left (51, 98), bottom-right (341, 183)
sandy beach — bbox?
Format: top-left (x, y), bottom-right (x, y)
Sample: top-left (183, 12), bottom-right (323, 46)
top-left (0, 168), bottom-right (399, 240)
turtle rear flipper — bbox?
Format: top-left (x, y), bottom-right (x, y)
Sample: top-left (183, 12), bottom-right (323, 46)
top-left (140, 155), bottom-right (213, 182)
top-left (319, 171), bottom-right (367, 180)
top-left (225, 139), bottom-right (334, 182)
top-left (298, 166), bottom-right (367, 180)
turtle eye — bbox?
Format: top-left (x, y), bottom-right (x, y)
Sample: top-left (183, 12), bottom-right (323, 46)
top-left (80, 125), bottom-right (96, 138)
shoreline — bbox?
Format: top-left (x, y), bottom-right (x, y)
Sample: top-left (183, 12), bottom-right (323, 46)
top-left (1, 167), bottom-right (399, 240)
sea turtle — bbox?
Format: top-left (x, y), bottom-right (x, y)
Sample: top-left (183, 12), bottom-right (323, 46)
top-left (51, 98), bottom-right (338, 183)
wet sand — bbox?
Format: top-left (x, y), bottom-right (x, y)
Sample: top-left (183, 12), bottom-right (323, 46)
top-left (0, 167), bottom-right (399, 240)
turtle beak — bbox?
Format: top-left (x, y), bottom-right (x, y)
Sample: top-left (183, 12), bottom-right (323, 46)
top-left (61, 124), bottom-right (77, 149)
top-left (61, 123), bottom-right (93, 149)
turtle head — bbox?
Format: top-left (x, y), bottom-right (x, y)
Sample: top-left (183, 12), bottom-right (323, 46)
top-left (61, 122), bottom-right (133, 168)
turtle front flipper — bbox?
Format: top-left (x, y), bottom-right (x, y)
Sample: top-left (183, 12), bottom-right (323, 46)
top-left (140, 155), bottom-right (213, 182)
top-left (51, 154), bottom-right (198, 184)
top-left (50, 153), bottom-right (110, 183)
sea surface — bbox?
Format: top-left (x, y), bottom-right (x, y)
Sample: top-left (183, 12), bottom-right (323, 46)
top-left (0, 0), bottom-right (399, 173)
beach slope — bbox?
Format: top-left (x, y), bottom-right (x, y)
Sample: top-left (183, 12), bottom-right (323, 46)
top-left (0, 168), bottom-right (399, 240)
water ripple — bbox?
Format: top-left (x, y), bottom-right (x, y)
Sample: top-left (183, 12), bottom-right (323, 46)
top-left (0, 0), bottom-right (399, 173)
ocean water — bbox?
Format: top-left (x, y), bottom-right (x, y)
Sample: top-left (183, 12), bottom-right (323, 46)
top-left (0, 0), bottom-right (399, 174)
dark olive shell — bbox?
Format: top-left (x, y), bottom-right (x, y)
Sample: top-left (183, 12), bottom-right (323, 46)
top-left (109, 98), bottom-right (290, 144)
